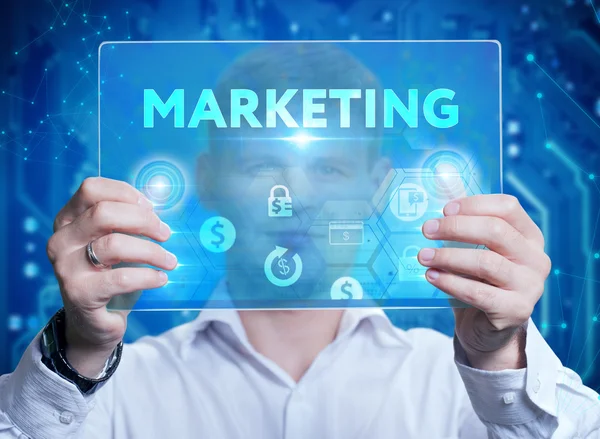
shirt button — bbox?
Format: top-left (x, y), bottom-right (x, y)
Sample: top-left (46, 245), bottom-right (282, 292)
top-left (502, 392), bottom-right (515, 404)
top-left (533, 378), bottom-right (541, 393)
top-left (59, 411), bottom-right (74, 425)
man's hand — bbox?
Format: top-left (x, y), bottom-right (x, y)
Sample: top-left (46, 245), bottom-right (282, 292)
top-left (47, 177), bottom-right (177, 377)
top-left (418, 194), bottom-right (551, 371)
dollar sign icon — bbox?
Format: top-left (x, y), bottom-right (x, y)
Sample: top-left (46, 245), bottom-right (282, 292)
top-left (277, 257), bottom-right (290, 276)
top-left (271, 199), bottom-right (282, 215)
top-left (330, 276), bottom-right (364, 300)
top-left (210, 221), bottom-right (225, 248)
top-left (343, 231), bottom-right (350, 241)
top-left (200, 216), bottom-right (236, 253)
top-left (341, 281), bottom-right (353, 299)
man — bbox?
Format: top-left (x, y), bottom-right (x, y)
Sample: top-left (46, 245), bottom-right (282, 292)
top-left (1, 43), bottom-right (599, 439)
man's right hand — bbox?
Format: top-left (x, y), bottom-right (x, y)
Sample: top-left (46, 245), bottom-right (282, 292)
top-left (45, 177), bottom-right (177, 377)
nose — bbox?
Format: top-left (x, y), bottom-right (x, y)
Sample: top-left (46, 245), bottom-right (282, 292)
top-left (283, 166), bottom-right (322, 219)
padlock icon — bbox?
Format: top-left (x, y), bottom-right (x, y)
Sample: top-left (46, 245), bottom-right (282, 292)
top-left (268, 185), bottom-right (293, 217)
top-left (398, 245), bottom-right (427, 282)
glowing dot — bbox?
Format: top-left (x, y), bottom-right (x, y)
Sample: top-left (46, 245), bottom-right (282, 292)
top-left (25, 242), bottom-right (35, 252)
top-left (526, 53), bottom-right (534, 62)
top-left (63, 22), bottom-right (66, 26)
top-left (541, 322), bottom-right (548, 329)
top-left (83, 13), bottom-right (86, 16)
top-left (24, 157), bottom-right (27, 161)
top-left (507, 143), bottom-right (520, 158)
top-left (507, 120), bottom-right (521, 135)
top-left (14, 51), bottom-right (18, 55)
top-left (24, 262), bottom-right (39, 278)
top-left (554, 269), bottom-right (560, 275)
top-left (382, 10), bottom-right (393, 22)
top-left (593, 316), bottom-right (598, 322)
top-left (545, 142), bottom-right (552, 149)
top-left (290, 22), bottom-right (299, 33)
top-left (126, 10), bottom-right (129, 14)
top-left (82, 37), bottom-right (85, 41)
top-left (589, 174), bottom-right (595, 180)
top-left (108, 26), bottom-right (111, 30)
top-left (350, 33), bottom-right (360, 40)
top-left (30, 101), bottom-right (34, 105)
top-left (536, 92), bottom-right (543, 99)
top-left (24, 217), bottom-right (38, 233)
top-left (561, 322), bottom-right (567, 329)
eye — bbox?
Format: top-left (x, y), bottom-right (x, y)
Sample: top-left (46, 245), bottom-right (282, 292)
top-left (245, 162), bottom-right (282, 175)
top-left (315, 165), bottom-right (343, 176)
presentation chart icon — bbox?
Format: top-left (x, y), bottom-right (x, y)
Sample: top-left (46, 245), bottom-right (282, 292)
top-left (329, 221), bottom-right (364, 245)
top-left (330, 276), bottom-right (364, 300)
top-left (199, 216), bottom-right (236, 253)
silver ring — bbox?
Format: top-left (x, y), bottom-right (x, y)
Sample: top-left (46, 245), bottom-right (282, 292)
top-left (87, 240), bottom-right (110, 269)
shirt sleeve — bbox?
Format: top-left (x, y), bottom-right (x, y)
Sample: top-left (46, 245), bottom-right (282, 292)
top-left (0, 332), bottom-right (112, 439)
top-left (455, 319), bottom-right (600, 439)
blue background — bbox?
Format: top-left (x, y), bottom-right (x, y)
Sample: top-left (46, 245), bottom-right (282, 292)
top-left (1, 0), bottom-right (599, 397)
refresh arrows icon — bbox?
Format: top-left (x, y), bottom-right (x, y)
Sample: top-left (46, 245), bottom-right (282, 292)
top-left (264, 246), bottom-right (303, 287)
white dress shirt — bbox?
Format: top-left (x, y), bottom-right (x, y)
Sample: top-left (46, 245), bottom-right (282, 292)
top-left (1, 305), bottom-right (599, 439)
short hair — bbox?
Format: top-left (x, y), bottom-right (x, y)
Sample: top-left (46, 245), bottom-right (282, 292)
top-left (209, 43), bottom-right (384, 163)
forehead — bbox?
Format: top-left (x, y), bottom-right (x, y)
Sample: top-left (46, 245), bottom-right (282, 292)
top-left (210, 126), bottom-right (375, 164)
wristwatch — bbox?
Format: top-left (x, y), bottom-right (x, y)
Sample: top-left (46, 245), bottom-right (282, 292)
top-left (40, 308), bottom-right (123, 394)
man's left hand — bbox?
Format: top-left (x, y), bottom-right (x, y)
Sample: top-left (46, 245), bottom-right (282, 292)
top-left (418, 194), bottom-right (551, 371)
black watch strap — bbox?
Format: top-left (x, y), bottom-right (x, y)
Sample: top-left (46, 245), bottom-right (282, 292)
top-left (40, 308), bottom-right (123, 394)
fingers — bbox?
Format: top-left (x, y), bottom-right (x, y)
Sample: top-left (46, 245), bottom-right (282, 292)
top-left (422, 214), bottom-right (551, 276)
top-left (87, 233), bottom-right (178, 270)
top-left (54, 177), bottom-right (152, 232)
top-left (51, 201), bottom-right (171, 254)
top-left (417, 247), bottom-right (524, 288)
top-left (425, 269), bottom-right (535, 325)
top-left (422, 214), bottom-right (534, 265)
top-left (66, 267), bottom-right (169, 306)
top-left (443, 195), bottom-right (545, 248)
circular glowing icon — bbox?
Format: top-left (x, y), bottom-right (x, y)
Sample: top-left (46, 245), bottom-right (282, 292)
top-left (135, 160), bottom-right (185, 210)
top-left (389, 182), bottom-right (429, 221)
top-left (264, 246), bottom-right (303, 287)
top-left (330, 276), bottom-right (363, 300)
top-left (422, 151), bottom-right (469, 200)
top-left (199, 216), bottom-right (236, 253)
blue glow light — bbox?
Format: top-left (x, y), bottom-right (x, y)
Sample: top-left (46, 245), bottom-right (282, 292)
top-left (23, 217), bottom-right (38, 233)
top-left (135, 160), bottom-right (185, 210)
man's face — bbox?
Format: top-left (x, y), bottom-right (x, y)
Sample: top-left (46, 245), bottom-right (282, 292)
top-left (197, 125), bottom-right (389, 299)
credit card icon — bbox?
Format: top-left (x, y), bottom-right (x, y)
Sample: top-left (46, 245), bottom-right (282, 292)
top-left (329, 221), bottom-right (364, 245)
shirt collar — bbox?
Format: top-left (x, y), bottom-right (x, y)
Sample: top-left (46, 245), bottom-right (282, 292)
top-left (179, 279), bottom-right (413, 358)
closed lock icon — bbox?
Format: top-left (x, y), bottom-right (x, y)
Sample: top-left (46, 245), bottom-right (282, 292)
top-left (398, 245), bottom-right (427, 281)
top-left (268, 185), bottom-right (293, 217)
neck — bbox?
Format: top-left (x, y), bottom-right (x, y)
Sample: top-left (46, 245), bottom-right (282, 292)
top-left (238, 309), bottom-right (344, 382)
